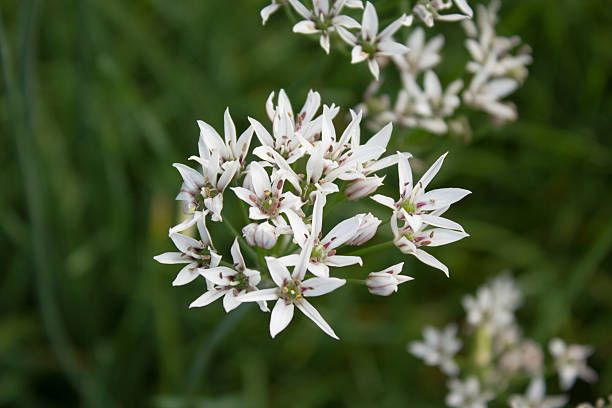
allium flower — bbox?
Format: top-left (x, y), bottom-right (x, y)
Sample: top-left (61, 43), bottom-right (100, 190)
top-left (549, 338), bottom-right (598, 391)
top-left (462, 273), bottom-right (522, 334)
top-left (238, 240), bottom-right (346, 339)
top-left (290, 0), bottom-right (362, 54)
top-left (393, 27), bottom-right (444, 75)
top-left (154, 217), bottom-right (221, 286)
top-left (243, 221), bottom-right (279, 250)
top-left (191, 238), bottom-right (268, 313)
top-left (345, 175), bottom-right (384, 201)
top-left (372, 152), bottom-right (470, 229)
top-left (462, 72), bottom-right (519, 122)
top-left (413, 0), bottom-right (473, 28)
top-left (366, 262), bottom-right (413, 296)
top-left (346, 2), bottom-right (410, 80)
top-left (446, 377), bottom-right (494, 408)
top-left (197, 109), bottom-right (254, 169)
top-left (231, 162), bottom-right (302, 223)
top-left (409, 324), bottom-right (462, 375)
top-left (282, 192), bottom-right (362, 277)
top-left (509, 376), bottom-right (568, 408)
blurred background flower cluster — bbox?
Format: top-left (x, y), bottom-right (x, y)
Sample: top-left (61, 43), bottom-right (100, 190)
top-left (0, 0), bottom-right (611, 407)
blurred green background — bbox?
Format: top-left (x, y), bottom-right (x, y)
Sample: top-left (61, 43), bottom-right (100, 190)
top-left (1, 0), bottom-right (611, 407)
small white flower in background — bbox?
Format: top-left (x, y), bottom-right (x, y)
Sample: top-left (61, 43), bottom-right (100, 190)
top-left (409, 324), bottom-right (462, 375)
top-left (365, 262), bottom-right (413, 296)
top-left (238, 239), bottom-right (346, 339)
top-left (372, 152), bottom-right (470, 228)
top-left (462, 273), bottom-right (521, 334)
top-left (549, 338), bottom-right (598, 391)
top-left (509, 376), bottom-right (568, 408)
top-left (462, 72), bottom-right (519, 122)
top-left (347, 1), bottom-right (410, 80)
top-left (393, 27), bottom-right (444, 76)
top-left (413, 0), bottom-right (473, 28)
top-left (290, 0), bottom-right (362, 54)
top-left (191, 238), bottom-right (269, 313)
top-left (446, 376), bottom-right (493, 408)
top-left (154, 217), bottom-right (221, 286)
top-left (282, 192), bottom-right (363, 277)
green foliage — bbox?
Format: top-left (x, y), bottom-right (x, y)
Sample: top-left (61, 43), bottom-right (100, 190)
top-left (0, 0), bottom-right (610, 406)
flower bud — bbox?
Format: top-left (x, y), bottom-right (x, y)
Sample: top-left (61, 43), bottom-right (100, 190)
top-left (366, 263), bottom-right (413, 296)
top-left (242, 223), bottom-right (258, 246)
top-left (346, 213), bottom-right (381, 246)
top-left (254, 222), bottom-right (277, 250)
top-left (346, 176), bottom-right (384, 201)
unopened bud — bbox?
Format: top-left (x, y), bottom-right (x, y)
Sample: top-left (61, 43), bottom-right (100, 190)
top-left (366, 263), bottom-right (413, 296)
top-left (346, 213), bottom-right (381, 246)
top-left (346, 176), bottom-right (384, 201)
top-left (242, 223), bottom-right (258, 246)
top-left (255, 222), bottom-right (278, 250)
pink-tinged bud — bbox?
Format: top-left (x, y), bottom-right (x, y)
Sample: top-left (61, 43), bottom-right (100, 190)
top-left (366, 263), bottom-right (413, 296)
top-left (242, 223), bottom-right (258, 246)
top-left (346, 213), bottom-right (381, 246)
top-left (254, 222), bottom-right (277, 250)
top-left (346, 176), bottom-right (384, 201)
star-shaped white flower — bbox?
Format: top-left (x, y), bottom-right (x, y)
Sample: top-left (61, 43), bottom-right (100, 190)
top-left (365, 262), bottom-right (413, 296)
top-left (347, 1), bottom-right (411, 80)
top-left (290, 0), bottom-right (362, 54)
top-left (238, 237), bottom-right (346, 339)
top-left (372, 152), bottom-right (470, 229)
top-left (509, 376), bottom-right (568, 408)
top-left (446, 377), bottom-right (494, 408)
top-left (231, 162), bottom-right (302, 223)
top-left (190, 238), bottom-right (268, 313)
top-left (549, 338), bottom-right (597, 391)
top-left (413, 0), bottom-right (473, 28)
top-left (409, 324), bottom-right (462, 375)
top-left (154, 216), bottom-right (221, 286)
top-left (281, 191), bottom-right (362, 277)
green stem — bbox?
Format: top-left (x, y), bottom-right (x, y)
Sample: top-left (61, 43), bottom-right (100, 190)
top-left (342, 240), bottom-right (394, 257)
top-left (346, 278), bottom-right (366, 285)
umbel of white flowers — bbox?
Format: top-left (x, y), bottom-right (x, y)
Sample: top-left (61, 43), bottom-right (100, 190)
top-left (155, 89), bottom-right (470, 339)
top-left (408, 273), bottom-right (598, 407)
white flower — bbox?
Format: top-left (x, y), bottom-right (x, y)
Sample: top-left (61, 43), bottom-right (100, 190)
top-left (231, 162), bottom-right (302, 223)
top-left (253, 221), bottom-right (279, 249)
top-left (413, 0), bottom-right (473, 28)
top-left (282, 191), bottom-right (362, 277)
top-left (409, 324), bottom-right (462, 375)
top-left (446, 377), bottom-right (494, 408)
top-left (261, 0), bottom-right (283, 25)
top-left (238, 238), bottom-right (346, 339)
top-left (290, 0), bottom-right (362, 54)
top-left (197, 108), bottom-right (254, 168)
top-left (365, 262), bottom-right (413, 296)
top-left (345, 213), bottom-right (380, 246)
top-left (348, 2), bottom-right (410, 80)
top-left (391, 212), bottom-right (468, 276)
top-left (154, 216), bottom-right (221, 286)
top-left (549, 338), bottom-right (597, 391)
top-left (462, 273), bottom-right (522, 334)
top-left (393, 27), bottom-right (444, 75)
top-left (509, 376), bottom-right (568, 408)
top-left (345, 175), bottom-right (384, 201)
top-left (190, 238), bottom-right (268, 313)
top-left (463, 71), bottom-right (519, 122)
top-left (372, 152), bottom-right (470, 230)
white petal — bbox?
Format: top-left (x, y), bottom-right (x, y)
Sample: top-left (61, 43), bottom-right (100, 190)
top-left (419, 214), bottom-right (466, 232)
top-left (421, 228), bottom-right (469, 247)
top-left (301, 277), bottom-right (346, 297)
top-left (249, 162), bottom-right (272, 198)
top-left (370, 194), bottom-right (395, 209)
top-left (230, 238), bottom-right (245, 269)
top-left (154, 252), bottom-right (189, 264)
top-left (293, 20), bottom-right (319, 34)
top-left (288, 0), bottom-right (312, 19)
top-left (307, 262), bottom-right (330, 278)
top-left (419, 188), bottom-right (471, 211)
top-left (414, 249), bottom-right (449, 276)
top-left (351, 45), bottom-right (368, 64)
top-left (172, 263), bottom-right (200, 286)
top-left (323, 216), bottom-right (360, 249)
top-left (270, 299), bottom-right (294, 338)
top-left (189, 289), bottom-right (226, 308)
top-left (398, 151), bottom-right (413, 196)
top-left (173, 163), bottom-right (204, 191)
top-left (424, 70), bottom-right (442, 99)
top-left (169, 233), bottom-right (201, 254)
top-left (295, 299), bottom-right (339, 339)
top-left (453, 0), bottom-right (473, 17)
top-left (361, 1), bottom-right (379, 41)
top-left (319, 33), bottom-right (330, 54)
top-left (417, 152), bottom-right (447, 192)
top-left (265, 256), bottom-right (292, 287)
top-left (238, 288), bottom-right (280, 302)
top-left (223, 108), bottom-right (237, 148)
top-left (377, 40), bottom-right (409, 56)
top-left (223, 290), bottom-right (243, 312)
top-left (285, 210), bottom-right (310, 247)
top-left (248, 117), bottom-right (274, 147)
top-left (325, 255), bottom-right (362, 267)
top-left (367, 58), bottom-right (380, 80)
top-left (260, 3), bottom-right (281, 25)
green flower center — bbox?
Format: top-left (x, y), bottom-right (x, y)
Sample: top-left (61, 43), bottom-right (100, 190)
top-left (281, 280), bottom-right (303, 301)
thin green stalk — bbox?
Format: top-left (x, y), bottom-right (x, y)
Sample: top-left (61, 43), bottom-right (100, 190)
top-left (342, 240), bottom-right (394, 257)
top-left (346, 278), bottom-right (366, 285)
top-left (224, 219), bottom-right (260, 267)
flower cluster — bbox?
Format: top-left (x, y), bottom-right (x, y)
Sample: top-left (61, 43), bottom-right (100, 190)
top-left (408, 273), bottom-right (598, 408)
top-left (363, 0), bottom-right (531, 136)
top-left (155, 89), bottom-right (471, 339)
